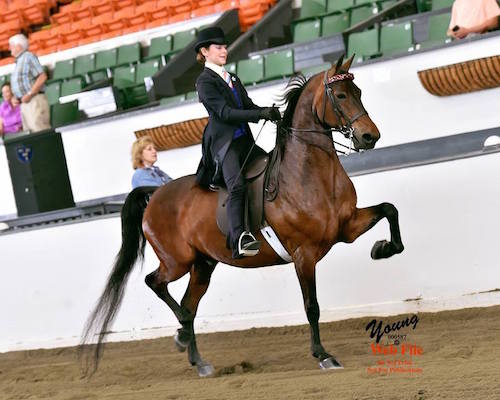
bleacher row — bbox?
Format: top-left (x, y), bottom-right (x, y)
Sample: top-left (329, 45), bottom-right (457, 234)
top-left (0, 0), bottom-right (486, 131)
top-left (0, 0), bottom-right (274, 65)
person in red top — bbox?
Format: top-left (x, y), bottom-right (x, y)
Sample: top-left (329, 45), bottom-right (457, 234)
top-left (0, 83), bottom-right (22, 137)
top-left (447, 0), bottom-right (500, 39)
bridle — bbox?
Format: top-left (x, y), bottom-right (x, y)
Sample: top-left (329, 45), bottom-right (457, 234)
top-left (282, 70), bottom-right (369, 155)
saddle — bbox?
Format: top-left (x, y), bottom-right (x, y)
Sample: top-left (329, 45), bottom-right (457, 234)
top-left (215, 155), bottom-right (268, 236)
top-left (214, 138), bottom-right (283, 237)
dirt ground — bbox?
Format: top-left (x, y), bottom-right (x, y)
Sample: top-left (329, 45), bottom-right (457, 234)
top-left (1, 305), bottom-right (499, 400)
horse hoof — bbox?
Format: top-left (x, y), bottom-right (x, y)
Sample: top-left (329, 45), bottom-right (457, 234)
top-left (371, 240), bottom-right (390, 260)
top-left (319, 357), bottom-right (344, 370)
top-left (197, 362), bottom-right (215, 377)
top-left (173, 333), bottom-right (188, 352)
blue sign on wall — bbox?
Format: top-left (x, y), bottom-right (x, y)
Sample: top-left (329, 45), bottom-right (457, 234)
top-left (16, 146), bottom-right (33, 164)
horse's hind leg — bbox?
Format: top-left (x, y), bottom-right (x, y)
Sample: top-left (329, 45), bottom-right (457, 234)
top-left (145, 263), bottom-right (190, 319)
top-left (342, 202), bottom-right (404, 259)
top-left (177, 257), bottom-right (217, 377)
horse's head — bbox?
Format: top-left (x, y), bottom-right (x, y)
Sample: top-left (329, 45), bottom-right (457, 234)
top-left (312, 55), bottom-right (380, 150)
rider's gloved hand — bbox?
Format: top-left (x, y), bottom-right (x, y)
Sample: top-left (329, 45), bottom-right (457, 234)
top-left (260, 107), bottom-right (281, 122)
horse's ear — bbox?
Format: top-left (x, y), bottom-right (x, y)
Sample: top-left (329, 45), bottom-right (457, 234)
top-left (333, 55), bottom-right (345, 74)
top-left (340, 54), bottom-right (355, 72)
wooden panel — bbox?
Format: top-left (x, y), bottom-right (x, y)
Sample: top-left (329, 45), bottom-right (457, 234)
top-left (417, 55), bottom-right (500, 96)
top-left (135, 117), bottom-right (208, 150)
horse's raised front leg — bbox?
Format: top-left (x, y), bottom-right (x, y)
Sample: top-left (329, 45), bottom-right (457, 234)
top-left (178, 258), bottom-right (217, 377)
top-left (294, 250), bottom-right (344, 370)
top-left (342, 202), bottom-right (404, 259)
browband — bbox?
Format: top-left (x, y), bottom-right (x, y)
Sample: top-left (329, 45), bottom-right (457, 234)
top-left (326, 72), bottom-right (354, 84)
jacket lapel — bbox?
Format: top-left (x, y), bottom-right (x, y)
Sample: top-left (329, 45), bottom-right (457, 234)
top-left (204, 67), bottom-right (239, 108)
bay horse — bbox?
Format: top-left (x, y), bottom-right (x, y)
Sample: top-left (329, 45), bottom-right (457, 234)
top-left (80, 55), bottom-right (404, 377)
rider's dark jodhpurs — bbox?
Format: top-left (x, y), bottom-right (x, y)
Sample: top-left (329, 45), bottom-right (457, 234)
top-left (222, 134), bottom-right (253, 251)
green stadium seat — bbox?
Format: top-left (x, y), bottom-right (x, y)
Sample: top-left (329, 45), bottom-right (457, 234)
top-left (74, 54), bottom-right (96, 77)
top-left (237, 57), bottom-right (265, 85)
top-left (264, 50), bottom-right (294, 81)
top-left (160, 94), bottom-right (186, 106)
top-left (113, 65), bottom-right (136, 88)
top-left (300, 0), bottom-right (327, 19)
top-left (427, 12), bottom-right (451, 42)
top-left (172, 28), bottom-right (197, 53)
top-left (186, 91), bottom-right (198, 100)
top-left (146, 35), bottom-right (173, 60)
top-left (123, 85), bottom-right (149, 108)
top-left (135, 59), bottom-right (161, 83)
top-left (51, 100), bottom-right (79, 128)
top-left (293, 19), bottom-right (322, 43)
top-left (416, 0), bottom-right (432, 12)
top-left (347, 28), bottom-right (380, 62)
top-left (431, 0), bottom-right (454, 10)
top-left (379, 0), bottom-right (398, 9)
top-left (60, 77), bottom-right (85, 97)
top-left (117, 43), bottom-right (141, 66)
top-left (225, 62), bottom-right (236, 74)
top-left (356, 0), bottom-right (375, 5)
top-left (0, 75), bottom-right (8, 87)
top-left (380, 22), bottom-right (413, 56)
top-left (95, 48), bottom-right (118, 70)
top-left (52, 59), bottom-right (74, 81)
top-left (416, 12), bottom-right (451, 49)
top-left (300, 62), bottom-right (331, 77)
top-left (326, 0), bottom-right (354, 13)
top-left (45, 81), bottom-right (61, 106)
top-left (321, 12), bottom-right (350, 36)
top-left (350, 4), bottom-right (378, 26)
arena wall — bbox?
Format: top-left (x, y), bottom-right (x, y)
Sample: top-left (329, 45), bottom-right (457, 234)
top-left (1, 34), bottom-right (500, 352)
top-left (1, 149), bottom-right (499, 352)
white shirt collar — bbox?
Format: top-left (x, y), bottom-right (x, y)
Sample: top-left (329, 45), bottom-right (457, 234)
top-left (205, 61), bottom-right (226, 81)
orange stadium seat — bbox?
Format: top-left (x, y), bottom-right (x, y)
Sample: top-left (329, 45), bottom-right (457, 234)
top-left (114, 0), bottom-right (137, 8)
top-left (58, 19), bottom-right (88, 50)
top-left (191, 4), bottom-right (216, 18)
top-left (168, 10), bottom-right (190, 23)
top-left (72, 3), bottom-right (94, 20)
top-left (166, 0), bottom-right (193, 15)
top-left (22, 0), bottom-right (52, 26)
top-left (198, 0), bottom-right (215, 7)
top-left (106, 7), bottom-right (134, 34)
top-left (146, 1), bottom-right (170, 28)
top-left (0, 56), bottom-right (15, 66)
top-left (85, 0), bottom-right (116, 16)
top-left (51, 1), bottom-right (82, 24)
top-left (43, 23), bottom-right (71, 50)
top-left (0, 20), bottom-right (24, 50)
top-left (214, 0), bottom-right (239, 13)
top-left (29, 27), bottom-right (52, 50)
top-left (79, 11), bottom-right (112, 42)
top-left (127, 1), bottom-right (156, 29)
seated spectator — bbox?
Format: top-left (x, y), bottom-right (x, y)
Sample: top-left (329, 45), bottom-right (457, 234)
top-left (448, 0), bottom-right (500, 39)
top-left (131, 136), bottom-right (172, 189)
top-left (0, 83), bottom-right (22, 137)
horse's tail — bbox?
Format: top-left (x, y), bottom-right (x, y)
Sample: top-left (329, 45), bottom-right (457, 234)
top-left (79, 186), bottom-right (157, 376)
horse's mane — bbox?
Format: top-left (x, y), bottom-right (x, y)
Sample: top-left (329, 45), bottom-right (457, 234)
top-left (279, 73), bottom-right (310, 128)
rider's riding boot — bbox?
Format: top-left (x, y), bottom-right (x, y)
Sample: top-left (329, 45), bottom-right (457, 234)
top-left (232, 231), bottom-right (261, 259)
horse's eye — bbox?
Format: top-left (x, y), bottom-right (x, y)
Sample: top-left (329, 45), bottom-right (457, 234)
top-left (336, 92), bottom-right (347, 99)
